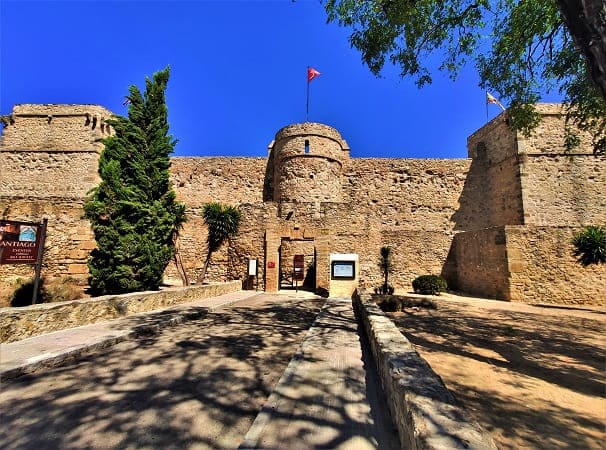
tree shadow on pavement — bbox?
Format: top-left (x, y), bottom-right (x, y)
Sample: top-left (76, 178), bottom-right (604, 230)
top-left (239, 299), bottom-right (400, 450)
top-left (0, 296), bottom-right (327, 449)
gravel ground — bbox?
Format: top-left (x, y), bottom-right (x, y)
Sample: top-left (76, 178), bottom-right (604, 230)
top-left (388, 295), bottom-right (606, 450)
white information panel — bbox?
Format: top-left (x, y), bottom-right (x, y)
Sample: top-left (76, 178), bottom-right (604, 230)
top-left (332, 262), bottom-right (354, 278)
top-left (329, 253), bottom-right (358, 280)
top-left (248, 259), bottom-right (257, 276)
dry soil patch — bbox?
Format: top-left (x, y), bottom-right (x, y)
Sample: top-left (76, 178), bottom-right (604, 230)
top-left (388, 296), bottom-right (605, 450)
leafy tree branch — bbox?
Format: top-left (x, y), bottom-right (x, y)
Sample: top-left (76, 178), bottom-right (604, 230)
top-left (324, 0), bottom-right (605, 154)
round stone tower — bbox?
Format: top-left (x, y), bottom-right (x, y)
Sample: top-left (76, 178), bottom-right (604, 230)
top-left (271, 122), bottom-right (350, 203)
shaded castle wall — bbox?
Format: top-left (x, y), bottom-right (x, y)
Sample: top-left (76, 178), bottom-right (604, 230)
top-left (443, 228), bottom-right (511, 300)
top-left (466, 115), bottom-right (524, 228)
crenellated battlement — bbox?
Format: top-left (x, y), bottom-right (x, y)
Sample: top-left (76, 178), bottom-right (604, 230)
top-left (1, 104), bottom-right (113, 153)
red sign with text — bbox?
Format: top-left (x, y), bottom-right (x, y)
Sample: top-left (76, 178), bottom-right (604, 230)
top-left (0, 220), bottom-right (43, 264)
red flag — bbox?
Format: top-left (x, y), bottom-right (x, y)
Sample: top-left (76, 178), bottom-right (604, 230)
top-left (307, 67), bottom-right (321, 82)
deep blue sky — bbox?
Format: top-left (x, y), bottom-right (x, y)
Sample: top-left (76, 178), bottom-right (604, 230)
top-left (1, 0), bottom-right (562, 158)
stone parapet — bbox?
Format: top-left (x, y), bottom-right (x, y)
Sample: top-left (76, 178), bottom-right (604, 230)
top-left (1, 104), bottom-right (113, 152)
top-left (353, 288), bottom-right (497, 450)
top-left (0, 281), bottom-right (240, 343)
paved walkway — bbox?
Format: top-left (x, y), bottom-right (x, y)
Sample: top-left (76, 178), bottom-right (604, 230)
top-left (0, 291), bottom-right (399, 449)
top-left (0, 290), bottom-right (258, 380)
top-left (240, 297), bottom-right (398, 449)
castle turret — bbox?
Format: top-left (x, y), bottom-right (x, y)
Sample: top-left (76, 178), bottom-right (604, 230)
top-left (270, 122), bottom-right (349, 203)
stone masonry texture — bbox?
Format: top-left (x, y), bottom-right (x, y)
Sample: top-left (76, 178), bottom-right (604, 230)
top-left (0, 281), bottom-right (240, 343)
top-left (0, 103), bottom-right (604, 305)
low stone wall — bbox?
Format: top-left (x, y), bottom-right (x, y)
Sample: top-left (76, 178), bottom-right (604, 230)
top-left (353, 289), bottom-right (496, 450)
top-left (0, 281), bottom-right (241, 343)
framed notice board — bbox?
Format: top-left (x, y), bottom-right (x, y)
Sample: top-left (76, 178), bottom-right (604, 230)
top-left (331, 261), bottom-right (355, 280)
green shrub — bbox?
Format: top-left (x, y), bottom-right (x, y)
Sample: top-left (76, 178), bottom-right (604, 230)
top-left (10, 277), bottom-right (85, 307)
top-left (412, 275), bottom-right (448, 295)
top-left (572, 225), bottom-right (606, 266)
top-left (371, 294), bottom-right (437, 311)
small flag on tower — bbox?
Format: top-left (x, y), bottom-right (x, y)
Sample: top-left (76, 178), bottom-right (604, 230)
top-left (306, 67), bottom-right (321, 122)
top-left (486, 92), bottom-right (505, 111)
top-left (307, 67), bottom-right (321, 83)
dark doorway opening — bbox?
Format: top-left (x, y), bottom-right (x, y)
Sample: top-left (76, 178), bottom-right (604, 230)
top-left (278, 238), bottom-right (316, 291)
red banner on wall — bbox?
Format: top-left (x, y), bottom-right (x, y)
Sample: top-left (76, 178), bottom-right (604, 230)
top-left (0, 220), bottom-right (43, 264)
top-left (293, 254), bottom-right (305, 281)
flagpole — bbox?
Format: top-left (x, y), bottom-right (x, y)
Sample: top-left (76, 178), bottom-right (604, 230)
top-left (306, 66), bottom-right (310, 122)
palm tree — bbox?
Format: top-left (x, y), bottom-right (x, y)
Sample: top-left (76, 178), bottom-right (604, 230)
top-left (198, 202), bottom-right (241, 283)
top-left (379, 246), bottom-right (393, 294)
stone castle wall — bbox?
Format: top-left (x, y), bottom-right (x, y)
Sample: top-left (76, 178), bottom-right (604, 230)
top-left (1, 103), bottom-right (604, 305)
top-left (466, 115), bottom-right (524, 228)
top-left (444, 227), bottom-right (514, 300)
top-left (168, 155), bottom-right (471, 290)
top-left (505, 226), bottom-right (605, 305)
top-left (445, 225), bottom-right (606, 305)
top-left (455, 104), bottom-right (606, 303)
top-left (466, 105), bottom-right (606, 228)
top-left (1, 151), bottom-right (100, 199)
top-left (520, 154), bottom-right (606, 226)
top-left (518, 105), bottom-right (606, 226)
top-left (170, 157), bottom-right (267, 206)
top-left (0, 105), bottom-right (112, 295)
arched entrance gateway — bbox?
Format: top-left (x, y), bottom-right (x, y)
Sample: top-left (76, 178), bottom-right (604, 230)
top-left (264, 227), bottom-right (329, 295)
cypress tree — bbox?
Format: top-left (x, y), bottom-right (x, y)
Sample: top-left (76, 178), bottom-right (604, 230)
top-left (84, 67), bottom-right (186, 295)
